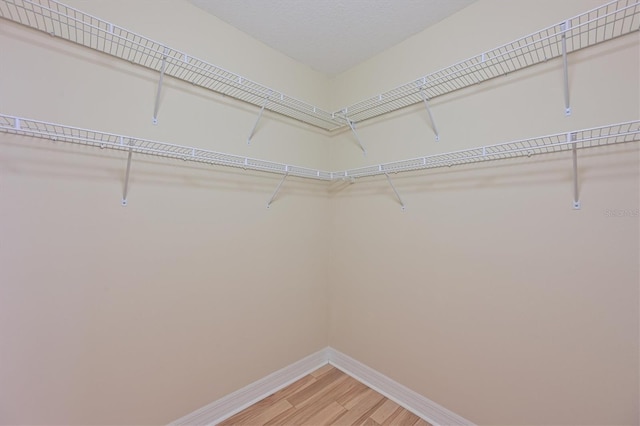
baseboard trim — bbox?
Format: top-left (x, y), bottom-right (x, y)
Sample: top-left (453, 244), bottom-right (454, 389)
top-left (327, 348), bottom-right (474, 426)
top-left (170, 348), bottom-right (329, 425)
top-left (170, 347), bottom-right (473, 426)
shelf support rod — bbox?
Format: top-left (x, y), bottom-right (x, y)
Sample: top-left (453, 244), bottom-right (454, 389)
top-left (267, 171), bottom-right (289, 209)
top-left (570, 133), bottom-right (580, 209)
top-left (152, 47), bottom-right (169, 125)
top-left (121, 142), bottom-right (134, 206)
top-left (419, 90), bottom-right (440, 141)
top-left (247, 93), bottom-right (271, 144)
top-left (346, 117), bottom-right (367, 156)
top-left (561, 20), bottom-right (572, 116)
top-left (384, 173), bottom-right (406, 211)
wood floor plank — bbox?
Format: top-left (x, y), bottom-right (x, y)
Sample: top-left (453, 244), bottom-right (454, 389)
top-left (396, 411), bottom-right (420, 425)
top-left (286, 368), bottom-right (346, 407)
top-left (303, 401), bottom-right (347, 425)
top-left (358, 418), bottom-right (381, 426)
top-left (369, 399), bottom-right (402, 424)
top-left (266, 374), bottom-right (318, 403)
top-left (266, 398), bottom-right (329, 426)
top-left (218, 376), bottom-right (316, 425)
top-left (225, 399), bottom-right (294, 426)
top-left (335, 380), bottom-right (368, 407)
top-left (219, 366), bottom-right (431, 426)
top-left (380, 407), bottom-right (420, 426)
top-left (332, 389), bottom-right (386, 425)
top-left (341, 387), bottom-right (382, 411)
top-left (269, 375), bottom-right (353, 425)
top-left (299, 374), bottom-right (362, 410)
top-left (218, 400), bottom-right (268, 425)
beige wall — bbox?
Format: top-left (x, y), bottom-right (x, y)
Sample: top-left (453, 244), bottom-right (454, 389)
top-left (0, 0), bottom-right (638, 425)
top-left (328, 0), bottom-right (609, 110)
top-left (62, 0), bottom-right (332, 110)
top-left (0, 1), bottom-right (331, 424)
top-left (327, 1), bottom-right (639, 425)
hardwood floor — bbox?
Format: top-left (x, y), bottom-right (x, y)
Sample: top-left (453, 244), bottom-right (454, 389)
top-left (217, 365), bottom-right (431, 426)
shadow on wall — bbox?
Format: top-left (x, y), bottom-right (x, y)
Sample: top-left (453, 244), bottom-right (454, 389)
top-left (0, 136), bottom-right (331, 203)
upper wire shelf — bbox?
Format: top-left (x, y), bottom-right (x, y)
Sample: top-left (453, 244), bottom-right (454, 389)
top-left (1, 1), bottom-right (638, 131)
top-left (1, 113), bottom-right (638, 181)
top-left (0, 0), bottom-right (344, 131)
top-left (336, 0), bottom-right (640, 123)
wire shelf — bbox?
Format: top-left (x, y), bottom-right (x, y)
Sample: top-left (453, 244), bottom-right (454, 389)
top-left (336, 0), bottom-right (640, 123)
top-left (0, 114), bottom-right (334, 180)
top-left (1, 113), bottom-right (638, 182)
top-left (2, 1), bottom-right (637, 133)
top-left (0, 0), bottom-right (344, 131)
top-left (334, 121), bottom-right (640, 179)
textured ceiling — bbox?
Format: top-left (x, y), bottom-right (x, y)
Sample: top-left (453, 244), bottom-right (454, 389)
top-left (189, 0), bottom-right (476, 76)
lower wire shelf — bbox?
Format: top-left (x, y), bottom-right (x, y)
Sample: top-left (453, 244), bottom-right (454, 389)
top-left (0, 114), bottom-right (333, 181)
top-left (0, 113), bottom-right (638, 182)
top-left (337, 121), bottom-right (640, 179)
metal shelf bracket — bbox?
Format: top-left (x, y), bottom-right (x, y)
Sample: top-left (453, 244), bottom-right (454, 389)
top-left (346, 115), bottom-right (367, 156)
top-left (569, 132), bottom-right (581, 209)
top-left (266, 170), bottom-right (289, 208)
top-left (152, 46), bottom-right (169, 125)
top-left (561, 20), bottom-right (572, 116)
top-left (247, 92), bottom-right (272, 144)
top-left (121, 140), bottom-right (134, 206)
top-left (418, 86), bottom-right (440, 142)
top-left (385, 173), bottom-right (406, 211)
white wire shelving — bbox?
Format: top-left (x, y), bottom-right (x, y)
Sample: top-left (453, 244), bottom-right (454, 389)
top-left (1, 113), bottom-right (638, 181)
top-left (0, 0), bottom-right (638, 132)
top-left (1, 112), bottom-right (638, 207)
top-left (0, 114), bottom-right (333, 181)
top-left (334, 121), bottom-right (640, 179)
top-left (0, 0), bottom-right (344, 131)
top-left (336, 0), bottom-right (640, 124)
top-left (1, 0), bottom-right (639, 206)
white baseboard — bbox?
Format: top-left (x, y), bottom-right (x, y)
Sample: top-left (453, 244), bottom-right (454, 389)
top-left (170, 347), bottom-right (473, 426)
top-left (327, 348), bottom-right (473, 426)
top-left (170, 348), bottom-right (329, 425)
